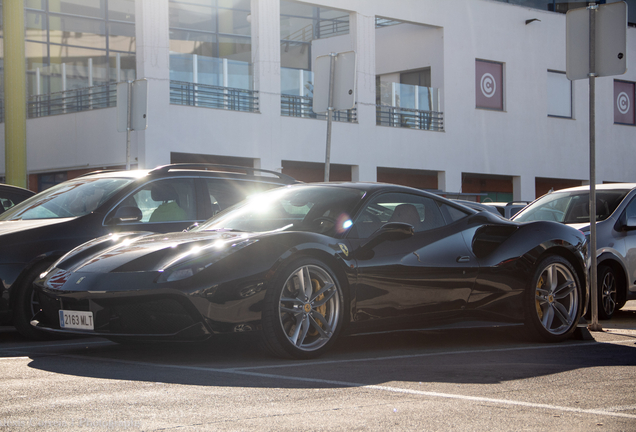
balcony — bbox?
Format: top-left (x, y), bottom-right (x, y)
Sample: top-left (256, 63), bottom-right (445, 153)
top-left (169, 54), bottom-right (258, 113)
top-left (170, 81), bottom-right (259, 113)
top-left (376, 81), bottom-right (444, 131)
top-left (281, 94), bottom-right (356, 122)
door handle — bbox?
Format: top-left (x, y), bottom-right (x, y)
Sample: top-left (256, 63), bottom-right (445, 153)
top-left (456, 256), bottom-right (470, 263)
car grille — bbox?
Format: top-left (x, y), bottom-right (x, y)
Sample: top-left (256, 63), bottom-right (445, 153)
top-left (105, 298), bottom-right (197, 335)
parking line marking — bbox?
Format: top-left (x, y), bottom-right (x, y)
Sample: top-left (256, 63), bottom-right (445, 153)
top-left (43, 347), bottom-right (636, 421)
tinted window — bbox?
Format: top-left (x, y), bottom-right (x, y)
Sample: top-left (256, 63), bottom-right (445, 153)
top-left (439, 203), bottom-right (471, 223)
top-left (199, 185), bottom-right (364, 235)
top-left (624, 196), bottom-right (636, 220)
top-left (0, 178), bottom-right (132, 220)
top-left (115, 178), bottom-right (197, 223)
top-left (204, 179), bottom-right (282, 215)
top-left (348, 193), bottom-right (446, 239)
top-left (514, 190), bottom-right (629, 223)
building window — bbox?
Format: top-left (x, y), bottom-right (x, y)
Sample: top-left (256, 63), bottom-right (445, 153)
top-left (400, 68), bottom-right (431, 88)
top-left (280, 0), bottom-right (349, 97)
top-left (475, 59), bottom-right (504, 111)
top-left (547, 70), bottom-right (572, 118)
top-left (614, 80), bottom-right (635, 125)
top-left (19, 0), bottom-right (136, 96)
top-left (169, 0), bottom-right (252, 90)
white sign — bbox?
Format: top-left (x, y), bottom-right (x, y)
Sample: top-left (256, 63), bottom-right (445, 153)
top-left (566, 2), bottom-right (627, 81)
top-left (312, 51), bottom-right (356, 113)
top-left (117, 79), bottom-right (148, 132)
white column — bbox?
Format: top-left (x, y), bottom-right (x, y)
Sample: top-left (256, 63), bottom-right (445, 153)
top-left (251, 0), bottom-right (281, 172)
top-left (88, 58), bottom-right (93, 87)
top-left (134, 0), bottom-right (171, 169)
top-left (350, 12), bottom-right (376, 127)
top-left (193, 54), bottom-right (198, 83)
top-left (352, 165), bottom-right (376, 182)
top-left (61, 63), bottom-right (67, 91)
top-left (438, 170), bottom-right (462, 195)
top-left (513, 175), bottom-right (535, 202)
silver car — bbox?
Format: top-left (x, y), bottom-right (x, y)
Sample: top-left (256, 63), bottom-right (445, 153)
top-left (512, 184), bottom-right (636, 320)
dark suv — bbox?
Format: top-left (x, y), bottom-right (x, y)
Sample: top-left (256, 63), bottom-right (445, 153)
top-left (0, 164), bottom-right (296, 339)
top-left (1, 184), bottom-right (35, 214)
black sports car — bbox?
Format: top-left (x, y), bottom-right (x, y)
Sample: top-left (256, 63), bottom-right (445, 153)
top-left (33, 183), bottom-right (588, 359)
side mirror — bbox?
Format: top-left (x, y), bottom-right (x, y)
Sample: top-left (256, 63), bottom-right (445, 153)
top-left (624, 216), bottom-right (636, 231)
top-left (111, 206), bottom-right (142, 224)
top-left (360, 222), bottom-right (414, 251)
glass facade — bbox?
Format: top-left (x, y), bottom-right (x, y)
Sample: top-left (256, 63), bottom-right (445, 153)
top-left (280, 0), bottom-right (349, 97)
top-left (0, 0), bottom-right (136, 96)
top-left (169, 0), bottom-right (252, 90)
top-left (493, 0), bottom-right (636, 26)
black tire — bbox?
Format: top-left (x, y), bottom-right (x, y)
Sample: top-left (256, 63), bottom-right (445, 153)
top-left (261, 257), bottom-right (344, 359)
top-left (13, 261), bottom-right (55, 341)
top-left (524, 255), bottom-right (581, 343)
top-left (597, 264), bottom-right (618, 320)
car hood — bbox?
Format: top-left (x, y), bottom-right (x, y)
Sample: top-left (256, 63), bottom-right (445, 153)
top-left (59, 230), bottom-right (259, 274)
top-left (0, 217), bottom-right (76, 236)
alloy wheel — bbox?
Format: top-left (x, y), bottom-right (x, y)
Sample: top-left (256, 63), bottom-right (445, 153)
top-left (535, 262), bottom-right (579, 336)
top-left (277, 264), bottom-right (341, 352)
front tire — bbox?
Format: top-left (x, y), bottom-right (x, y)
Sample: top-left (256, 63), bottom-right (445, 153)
top-left (597, 264), bottom-right (618, 320)
top-left (525, 255), bottom-right (581, 342)
top-left (261, 258), bottom-right (344, 359)
top-left (13, 261), bottom-right (54, 340)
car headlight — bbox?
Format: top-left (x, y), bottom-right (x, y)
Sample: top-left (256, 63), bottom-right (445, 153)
top-left (156, 239), bottom-right (258, 283)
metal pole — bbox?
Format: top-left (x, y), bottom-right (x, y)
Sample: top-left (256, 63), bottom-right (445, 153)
top-left (3, 0), bottom-right (27, 188)
top-left (324, 53), bottom-right (336, 182)
top-left (588, 4), bottom-right (601, 331)
top-left (126, 80), bottom-right (133, 170)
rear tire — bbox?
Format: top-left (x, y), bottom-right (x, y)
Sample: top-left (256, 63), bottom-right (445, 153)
top-left (261, 257), bottom-right (344, 359)
top-left (13, 262), bottom-right (55, 341)
top-left (524, 255), bottom-right (581, 342)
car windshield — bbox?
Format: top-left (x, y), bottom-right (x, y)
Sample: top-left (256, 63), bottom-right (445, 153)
top-left (513, 190), bottom-right (629, 224)
top-left (0, 177), bottom-right (133, 221)
top-left (197, 185), bottom-right (366, 235)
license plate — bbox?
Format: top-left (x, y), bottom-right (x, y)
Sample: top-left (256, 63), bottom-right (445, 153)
top-left (59, 310), bottom-right (94, 330)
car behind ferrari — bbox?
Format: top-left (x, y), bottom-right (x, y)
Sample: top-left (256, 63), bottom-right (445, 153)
top-left (33, 183), bottom-right (588, 359)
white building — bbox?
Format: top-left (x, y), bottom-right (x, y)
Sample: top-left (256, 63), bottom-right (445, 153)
top-left (1, 0), bottom-right (635, 201)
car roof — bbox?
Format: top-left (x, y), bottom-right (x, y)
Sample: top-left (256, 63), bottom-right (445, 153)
top-left (551, 183), bottom-right (636, 193)
top-left (284, 182), bottom-right (479, 210)
top-left (76, 163), bottom-right (298, 184)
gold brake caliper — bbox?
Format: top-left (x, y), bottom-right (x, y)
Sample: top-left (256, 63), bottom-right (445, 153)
top-left (285, 278), bottom-right (327, 338)
top-left (308, 278), bottom-right (327, 336)
top-left (536, 274), bottom-right (545, 320)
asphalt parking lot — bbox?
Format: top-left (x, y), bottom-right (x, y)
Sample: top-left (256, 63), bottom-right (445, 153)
top-left (2, 303), bottom-right (635, 431)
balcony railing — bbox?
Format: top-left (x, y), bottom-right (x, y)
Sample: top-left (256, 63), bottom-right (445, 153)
top-left (27, 84), bottom-right (117, 119)
top-left (170, 81), bottom-right (259, 113)
top-left (281, 94), bottom-right (356, 123)
top-left (376, 105), bottom-right (444, 131)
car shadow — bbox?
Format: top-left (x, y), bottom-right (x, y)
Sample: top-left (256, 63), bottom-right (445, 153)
top-left (20, 325), bottom-right (636, 389)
